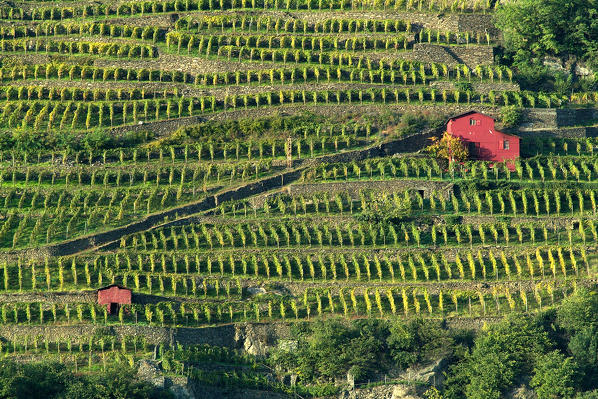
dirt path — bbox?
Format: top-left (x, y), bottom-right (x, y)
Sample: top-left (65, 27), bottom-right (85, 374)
top-left (1, 129), bottom-right (437, 261)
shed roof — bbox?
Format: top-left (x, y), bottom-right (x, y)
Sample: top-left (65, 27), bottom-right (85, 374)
top-left (447, 111), bottom-right (520, 139)
top-left (97, 284), bottom-right (131, 292)
top-left (448, 110), bottom-right (492, 121)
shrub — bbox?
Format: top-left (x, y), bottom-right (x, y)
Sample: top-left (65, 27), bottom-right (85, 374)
top-left (500, 106), bottom-right (523, 129)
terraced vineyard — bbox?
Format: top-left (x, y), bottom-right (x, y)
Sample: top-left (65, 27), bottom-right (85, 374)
top-left (1, 0), bottom-right (598, 397)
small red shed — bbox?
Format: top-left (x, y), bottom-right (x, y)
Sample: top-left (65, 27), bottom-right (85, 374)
top-left (447, 111), bottom-right (520, 165)
top-left (97, 284), bottom-right (132, 314)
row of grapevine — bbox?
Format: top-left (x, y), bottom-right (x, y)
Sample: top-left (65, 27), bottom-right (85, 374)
top-left (0, 60), bottom-right (512, 85)
top-left (0, 282), bottom-right (573, 323)
top-left (0, 124), bottom-right (373, 164)
top-left (309, 155), bottom-right (598, 183)
top-left (0, 38), bottom-right (157, 58)
top-left (0, 0), bottom-right (496, 21)
top-left (3, 244), bottom-right (582, 289)
top-left (122, 218), bottom-right (598, 251)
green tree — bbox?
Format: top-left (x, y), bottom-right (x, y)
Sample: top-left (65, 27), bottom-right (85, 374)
top-left (531, 351), bottom-right (579, 399)
top-left (426, 132), bottom-right (468, 163)
top-left (495, 0), bottom-right (598, 69)
top-left (557, 288), bottom-right (598, 332)
top-left (463, 316), bottom-right (551, 399)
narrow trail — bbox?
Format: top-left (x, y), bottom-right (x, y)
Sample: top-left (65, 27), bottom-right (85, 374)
top-left (5, 129), bottom-right (437, 261)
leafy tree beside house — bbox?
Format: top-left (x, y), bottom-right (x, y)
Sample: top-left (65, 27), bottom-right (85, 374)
top-left (426, 132), bottom-right (468, 163)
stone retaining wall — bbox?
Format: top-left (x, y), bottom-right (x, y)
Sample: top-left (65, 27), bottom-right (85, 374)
top-left (0, 322), bottom-right (292, 356)
top-left (456, 14), bottom-right (500, 37)
top-left (430, 81), bottom-right (520, 93)
top-left (287, 180), bottom-right (454, 199)
top-left (519, 109), bottom-right (598, 132)
top-left (405, 44), bottom-right (495, 68)
top-left (0, 291), bottom-right (95, 304)
top-left (0, 324), bottom-right (170, 345)
top-left (110, 115), bottom-right (205, 137)
top-left (518, 127), bottom-right (589, 139)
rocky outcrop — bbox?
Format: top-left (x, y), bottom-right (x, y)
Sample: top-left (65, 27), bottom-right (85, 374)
top-left (137, 360), bottom-right (196, 399)
top-left (234, 323), bottom-right (291, 356)
top-left (506, 384), bottom-right (537, 399)
top-left (398, 358), bottom-right (447, 387)
top-left (338, 384), bottom-right (424, 399)
top-left (137, 359), bottom-right (166, 389)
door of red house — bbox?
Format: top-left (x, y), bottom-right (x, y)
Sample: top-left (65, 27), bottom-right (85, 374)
top-left (468, 142), bottom-right (479, 156)
top-left (109, 303), bottom-right (118, 314)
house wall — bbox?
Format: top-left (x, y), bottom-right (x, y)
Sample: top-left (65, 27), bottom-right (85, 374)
top-left (97, 287), bottom-right (132, 305)
top-left (447, 113), bottom-right (519, 162)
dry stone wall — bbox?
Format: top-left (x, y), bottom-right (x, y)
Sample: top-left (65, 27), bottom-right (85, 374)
top-left (287, 180), bottom-right (454, 199)
top-left (456, 14), bottom-right (500, 36)
top-left (0, 291), bottom-right (95, 304)
top-left (518, 109), bottom-right (598, 138)
top-left (518, 127), bottom-right (589, 139)
top-left (110, 115), bottom-right (206, 137)
top-left (405, 44), bottom-right (495, 68)
top-left (430, 81), bottom-right (520, 93)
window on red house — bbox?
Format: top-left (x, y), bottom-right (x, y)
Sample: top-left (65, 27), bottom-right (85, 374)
top-left (504, 140), bottom-right (510, 150)
top-left (470, 119), bottom-right (476, 126)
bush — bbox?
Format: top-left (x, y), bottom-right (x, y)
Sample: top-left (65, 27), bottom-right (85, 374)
top-left (445, 315), bottom-right (551, 399)
top-left (357, 195), bottom-right (412, 224)
top-left (271, 319), bottom-right (454, 385)
top-left (0, 361), bottom-right (173, 399)
top-left (531, 351), bottom-right (579, 399)
top-left (500, 106), bottom-right (523, 129)
top-left (557, 288), bottom-right (598, 332)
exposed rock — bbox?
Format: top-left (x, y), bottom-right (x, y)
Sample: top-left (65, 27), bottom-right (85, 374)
top-left (338, 384), bottom-right (422, 399)
top-left (137, 359), bottom-right (165, 389)
top-left (399, 358), bottom-right (448, 387)
top-left (543, 57), bottom-right (566, 73)
top-left (392, 385), bottom-right (422, 399)
top-left (277, 339), bottom-right (298, 352)
top-left (168, 376), bottom-right (195, 399)
top-left (575, 63), bottom-right (594, 77)
top-left (246, 286), bottom-right (267, 296)
top-left (234, 323), bottom-right (281, 356)
top-left (543, 57), bottom-right (595, 77)
top-left (506, 384), bottom-right (537, 399)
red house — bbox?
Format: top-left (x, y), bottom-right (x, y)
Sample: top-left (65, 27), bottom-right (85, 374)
top-left (447, 111), bottom-right (520, 165)
top-left (97, 285), bottom-right (132, 314)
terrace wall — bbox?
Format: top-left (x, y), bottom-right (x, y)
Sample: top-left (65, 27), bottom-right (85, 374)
top-left (0, 291), bottom-right (95, 304)
top-left (456, 14), bottom-right (500, 37)
top-left (0, 323), bottom-right (291, 355)
top-left (404, 44), bottom-right (495, 68)
top-left (287, 180), bottom-right (454, 199)
top-left (519, 108), bottom-right (598, 130)
top-left (518, 127), bottom-right (589, 139)
top-left (110, 115), bottom-right (205, 137)
top-left (518, 108), bottom-right (598, 138)
top-left (430, 81), bottom-right (520, 93)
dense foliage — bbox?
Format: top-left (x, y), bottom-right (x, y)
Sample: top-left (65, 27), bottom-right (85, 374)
top-left (426, 131), bottom-right (469, 162)
top-left (442, 289), bottom-right (598, 399)
top-left (495, 0), bottom-right (598, 91)
top-left (271, 318), bottom-right (457, 384)
top-left (0, 362), bottom-right (172, 399)
top-left (495, 0), bottom-right (598, 68)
